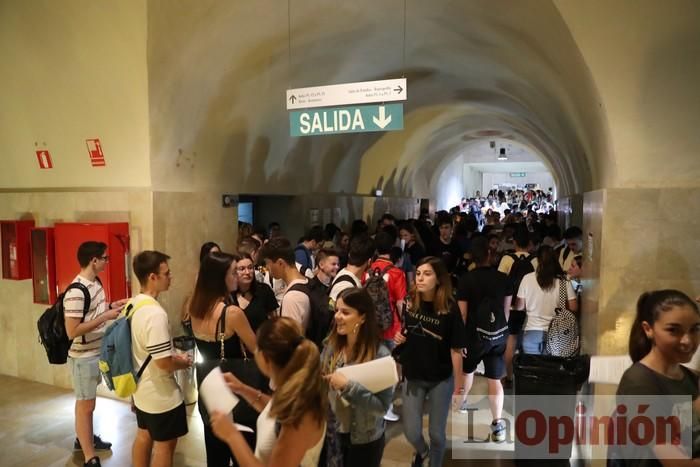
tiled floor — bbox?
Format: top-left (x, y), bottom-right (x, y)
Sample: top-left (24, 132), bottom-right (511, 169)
top-left (0, 374), bottom-right (518, 466)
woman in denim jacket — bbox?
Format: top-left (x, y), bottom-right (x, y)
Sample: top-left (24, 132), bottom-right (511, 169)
top-left (322, 287), bottom-right (392, 467)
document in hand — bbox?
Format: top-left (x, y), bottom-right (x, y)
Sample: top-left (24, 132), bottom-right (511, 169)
top-left (200, 366), bottom-right (240, 416)
top-left (336, 356), bottom-right (399, 393)
top-left (588, 355), bottom-right (632, 385)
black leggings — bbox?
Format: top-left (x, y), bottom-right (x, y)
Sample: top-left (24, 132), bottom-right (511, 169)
top-left (338, 432), bottom-right (385, 467)
top-left (203, 421), bottom-right (255, 467)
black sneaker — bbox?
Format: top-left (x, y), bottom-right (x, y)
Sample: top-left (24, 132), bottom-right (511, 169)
top-left (411, 448), bottom-right (429, 467)
top-left (83, 456), bottom-right (101, 467)
top-left (74, 435), bottom-right (112, 451)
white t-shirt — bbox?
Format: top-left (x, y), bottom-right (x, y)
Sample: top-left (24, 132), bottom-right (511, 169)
top-left (64, 275), bottom-right (108, 359)
top-left (257, 265), bottom-right (313, 307)
top-left (328, 268), bottom-right (362, 302)
top-left (517, 273), bottom-right (576, 332)
top-left (130, 294), bottom-right (183, 413)
top-left (281, 279), bottom-right (311, 330)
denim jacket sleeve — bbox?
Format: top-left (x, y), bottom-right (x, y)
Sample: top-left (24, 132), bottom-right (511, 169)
top-left (339, 345), bottom-right (393, 415)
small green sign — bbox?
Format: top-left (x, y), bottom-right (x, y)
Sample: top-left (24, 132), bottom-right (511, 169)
top-left (290, 104), bottom-right (403, 136)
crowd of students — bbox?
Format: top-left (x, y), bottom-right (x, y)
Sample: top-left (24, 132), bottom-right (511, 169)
top-left (61, 198), bottom-right (700, 467)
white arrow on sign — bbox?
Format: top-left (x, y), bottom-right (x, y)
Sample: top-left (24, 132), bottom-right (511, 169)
top-left (372, 106), bottom-right (392, 129)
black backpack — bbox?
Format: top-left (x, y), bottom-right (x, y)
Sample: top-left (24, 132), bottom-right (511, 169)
top-left (288, 275), bottom-right (355, 348)
top-left (555, 245), bottom-right (572, 265)
top-left (37, 282), bottom-right (91, 364)
top-left (474, 294), bottom-right (508, 343)
top-left (364, 265), bottom-right (394, 331)
top-left (506, 253), bottom-right (536, 296)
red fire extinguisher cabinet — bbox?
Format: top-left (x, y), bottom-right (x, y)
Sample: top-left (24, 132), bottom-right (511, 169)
top-left (30, 227), bottom-right (57, 304)
top-left (54, 223), bottom-right (131, 302)
top-left (1, 220), bottom-right (36, 280)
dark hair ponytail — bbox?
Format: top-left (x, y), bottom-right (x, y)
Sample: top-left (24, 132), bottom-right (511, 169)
top-left (629, 290), bottom-right (699, 362)
top-left (535, 245), bottom-right (564, 291)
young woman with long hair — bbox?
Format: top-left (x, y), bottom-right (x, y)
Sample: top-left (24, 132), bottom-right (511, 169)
top-left (321, 287), bottom-right (392, 466)
top-left (210, 317), bottom-right (327, 467)
top-left (190, 252), bottom-right (258, 467)
top-left (180, 241), bottom-right (220, 334)
top-left (394, 256), bottom-right (466, 467)
top-left (514, 245), bottom-right (577, 354)
top-left (614, 290), bottom-right (700, 466)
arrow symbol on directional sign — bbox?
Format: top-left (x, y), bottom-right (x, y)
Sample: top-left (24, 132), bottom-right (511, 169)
top-left (289, 95), bottom-right (297, 104)
top-left (372, 106), bottom-right (392, 129)
top-left (394, 85), bottom-right (403, 94)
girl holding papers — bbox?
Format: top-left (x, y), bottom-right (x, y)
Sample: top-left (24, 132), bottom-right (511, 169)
top-left (210, 317), bottom-right (327, 467)
top-left (394, 256), bottom-right (466, 467)
top-left (321, 287), bottom-right (393, 467)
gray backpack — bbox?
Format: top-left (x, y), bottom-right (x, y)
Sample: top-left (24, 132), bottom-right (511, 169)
top-left (545, 279), bottom-right (579, 357)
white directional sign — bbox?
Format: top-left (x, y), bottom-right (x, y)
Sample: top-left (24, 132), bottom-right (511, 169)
top-left (286, 78), bottom-right (407, 110)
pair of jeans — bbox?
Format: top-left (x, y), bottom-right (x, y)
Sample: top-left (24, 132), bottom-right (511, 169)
top-left (521, 330), bottom-right (546, 354)
top-left (402, 375), bottom-right (454, 467)
top-left (338, 432), bottom-right (385, 467)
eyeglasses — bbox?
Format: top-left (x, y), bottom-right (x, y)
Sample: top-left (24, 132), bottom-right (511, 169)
top-left (236, 266), bottom-right (255, 272)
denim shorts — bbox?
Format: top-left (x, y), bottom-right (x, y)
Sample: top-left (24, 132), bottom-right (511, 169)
top-left (69, 355), bottom-right (102, 400)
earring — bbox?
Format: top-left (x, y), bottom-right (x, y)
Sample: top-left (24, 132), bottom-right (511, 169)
top-left (353, 323), bottom-right (360, 334)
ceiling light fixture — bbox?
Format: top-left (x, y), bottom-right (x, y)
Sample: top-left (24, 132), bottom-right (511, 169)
top-left (498, 148), bottom-right (508, 161)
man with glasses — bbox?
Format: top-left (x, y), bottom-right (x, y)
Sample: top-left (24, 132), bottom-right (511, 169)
top-left (64, 241), bottom-right (128, 467)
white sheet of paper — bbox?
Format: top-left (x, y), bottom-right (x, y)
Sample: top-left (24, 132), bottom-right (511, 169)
top-left (588, 355), bottom-right (633, 385)
top-left (235, 423), bottom-right (254, 433)
top-left (200, 366), bottom-right (239, 416)
top-left (336, 356), bottom-right (399, 393)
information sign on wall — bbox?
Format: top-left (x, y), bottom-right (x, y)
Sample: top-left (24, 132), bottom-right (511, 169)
top-left (86, 138), bottom-right (106, 167)
top-left (35, 150), bottom-right (53, 169)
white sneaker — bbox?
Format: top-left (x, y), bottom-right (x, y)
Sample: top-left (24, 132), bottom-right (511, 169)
top-left (384, 404), bottom-right (400, 422)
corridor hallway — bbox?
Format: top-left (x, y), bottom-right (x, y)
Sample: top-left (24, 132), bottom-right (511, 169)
top-left (0, 374), bottom-right (518, 467)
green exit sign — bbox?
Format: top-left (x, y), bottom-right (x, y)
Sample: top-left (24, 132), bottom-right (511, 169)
top-left (510, 172), bottom-right (526, 177)
top-left (289, 104), bottom-right (403, 136)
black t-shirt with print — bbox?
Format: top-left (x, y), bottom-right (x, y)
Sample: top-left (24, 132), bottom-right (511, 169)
top-left (401, 300), bottom-right (467, 382)
top-left (229, 282), bottom-right (278, 332)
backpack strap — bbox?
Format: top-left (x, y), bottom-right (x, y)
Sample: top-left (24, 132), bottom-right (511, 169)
top-left (563, 247), bottom-right (572, 262)
top-left (65, 282), bottom-right (92, 344)
top-left (65, 282), bottom-right (92, 322)
top-left (288, 281), bottom-right (310, 295)
top-left (330, 273), bottom-right (356, 289)
top-left (123, 297), bottom-right (158, 377)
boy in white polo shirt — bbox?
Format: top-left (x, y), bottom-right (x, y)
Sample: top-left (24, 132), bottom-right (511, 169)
top-left (64, 241), bottom-right (128, 467)
top-left (129, 251), bottom-right (192, 467)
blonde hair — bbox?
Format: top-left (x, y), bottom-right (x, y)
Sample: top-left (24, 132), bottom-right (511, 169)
top-left (257, 317), bottom-right (325, 427)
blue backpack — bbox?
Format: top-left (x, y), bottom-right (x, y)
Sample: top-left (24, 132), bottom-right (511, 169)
top-left (99, 297), bottom-right (157, 398)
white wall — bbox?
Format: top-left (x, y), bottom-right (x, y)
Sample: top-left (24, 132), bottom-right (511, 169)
top-left (463, 165), bottom-right (484, 198)
top-left (433, 156), bottom-right (465, 211)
